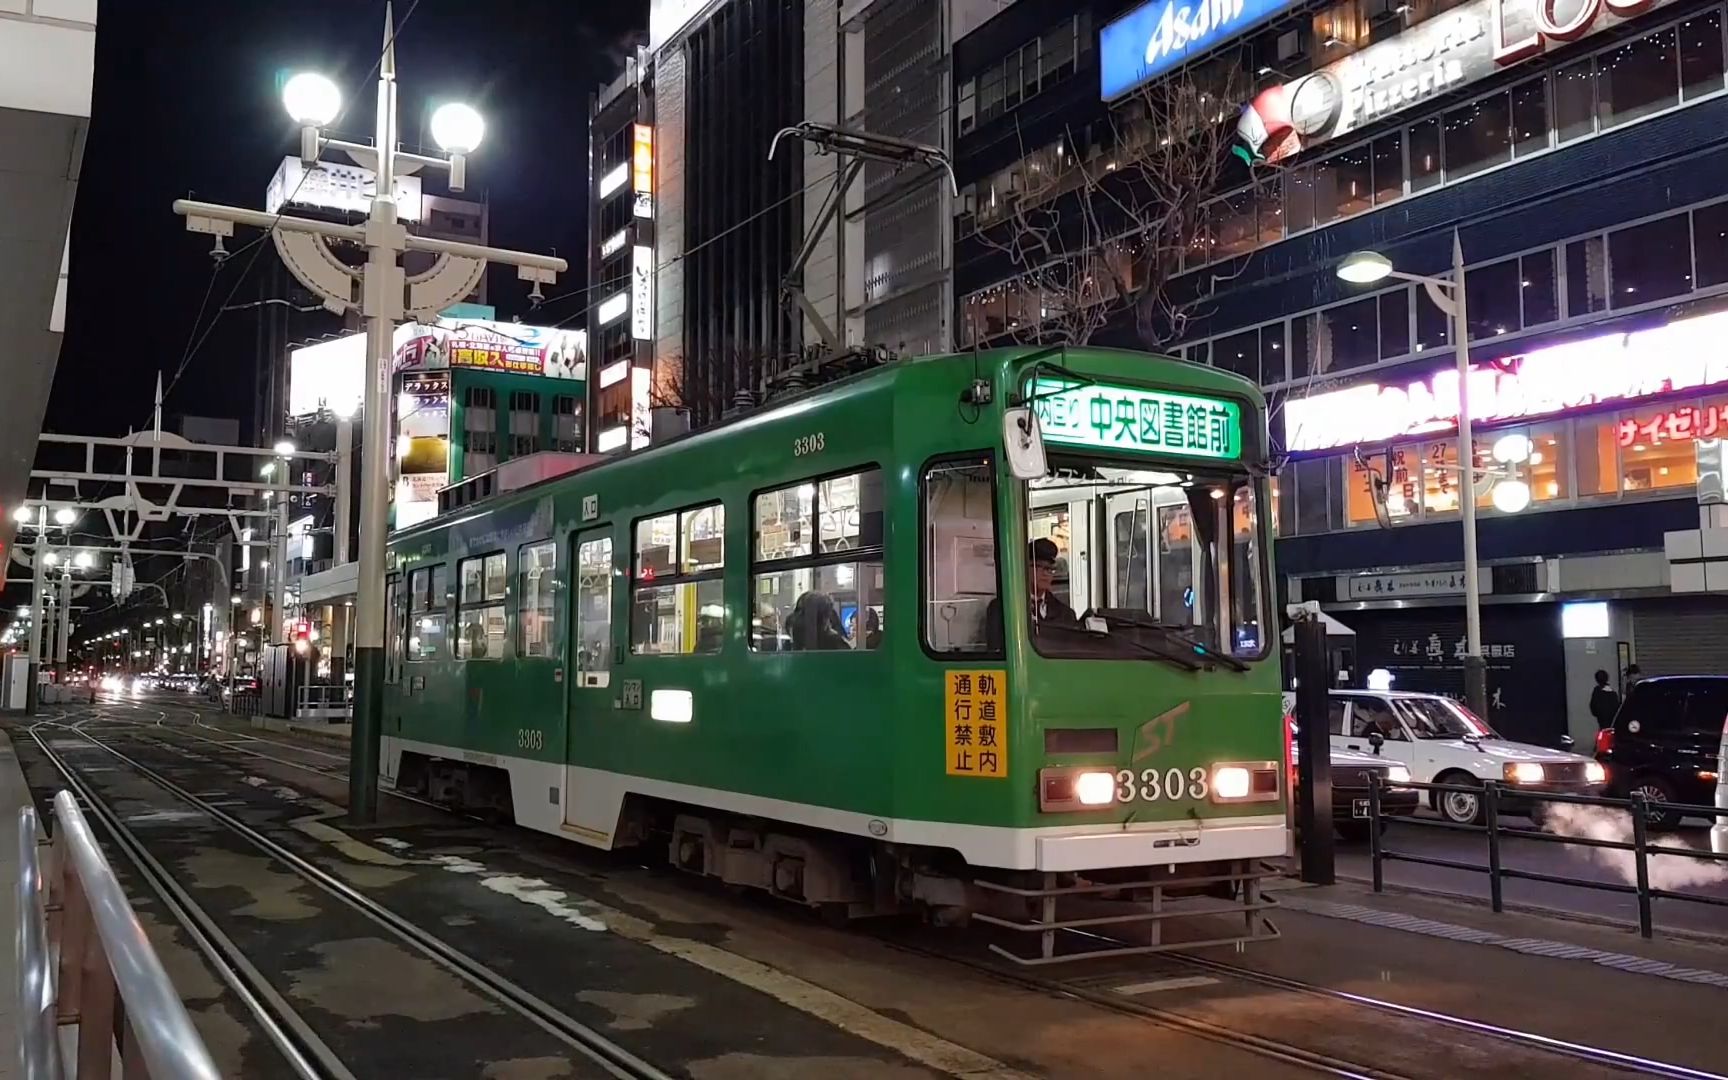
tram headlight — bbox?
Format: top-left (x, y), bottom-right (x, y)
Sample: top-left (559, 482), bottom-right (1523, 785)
top-left (1212, 766), bottom-right (1252, 800)
top-left (1038, 767), bottom-right (1117, 811)
top-left (1074, 771), bottom-right (1116, 806)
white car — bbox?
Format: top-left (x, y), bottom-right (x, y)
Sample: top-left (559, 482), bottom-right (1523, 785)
top-left (1329, 690), bottom-right (1607, 824)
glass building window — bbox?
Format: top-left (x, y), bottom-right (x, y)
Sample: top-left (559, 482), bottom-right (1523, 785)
top-left (1620, 409), bottom-right (1699, 492)
top-left (1597, 27), bottom-right (1679, 129)
top-left (1293, 458), bottom-right (1335, 534)
top-left (1554, 59), bottom-right (1596, 142)
top-left (1609, 213), bottom-right (1693, 308)
top-left (1286, 166), bottom-right (1316, 232)
top-left (1289, 315), bottom-right (1313, 381)
top-left (1256, 174), bottom-right (1285, 243)
top-left (1511, 78), bottom-right (1549, 156)
top-left (1372, 132), bottom-right (1404, 204)
top-left (1521, 250), bottom-right (1559, 326)
top-left (1214, 329), bottom-right (1259, 379)
top-left (1565, 236), bottom-right (1609, 316)
top-left (1409, 118), bottom-right (1442, 191)
top-left (1574, 414), bottom-right (1621, 496)
top-left (1465, 258), bottom-right (1521, 339)
top-left (1318, 296), bottom-right (1378, 372)
top-left (1681, 10), bottom-right (1726, 100)
top-left (1316, 144), bottom-right (1373, 224)
top-left (1419, 439), bottom-right (1463, 514)
top-left (1415, 281), bottom-right (1451, 353)
top-left (1695, 202), bottom-right (1728, 286)
top-left (1443, 92), bottom-right (1511, 179)
top-left (1258, 324), bottom-right (1286, 384)
top-left (1378, 290), bottom-right (1409, 359)
top-left (1213, 192), bottom-right (1257, 258)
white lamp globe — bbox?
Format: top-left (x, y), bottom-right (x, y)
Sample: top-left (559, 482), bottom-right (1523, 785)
top-left (283, 72), bottom-right (341, 127)
top-left (1337, 250), bottom-right (1394, 285)
top-left (274, 439), bottom-right (296, 457)
top-left (12, 506), bottom-right (31, 524)
top-left (1491, 433), bottom-right (1532, 464)
top-left (431, 102), bottom-right (485, 154)
top-left (1491, 479), bottom-right (1532, 514)
top-left (53, 507), bottom-right (76, 526)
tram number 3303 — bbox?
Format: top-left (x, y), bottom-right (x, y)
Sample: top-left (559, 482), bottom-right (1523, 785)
top-left (793, 432), bottom-right (826, 456)
top-left (1116, 767), bottom-right (1208, 802)
top-left (516, 729), bottom-right (545, 751)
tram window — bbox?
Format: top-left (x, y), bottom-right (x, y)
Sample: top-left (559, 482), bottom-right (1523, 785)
top-left (407, 565), bottom-right (447, 661)
top-left (518, 541), bottom-right (557, 658)
top-left (385, 574), bottom-right (404, 683)
top-left (923, 459), bottom-right (999, 655)
top-left (575, 535), bottom-right (614, 681)
top-left (456, 552), bottom-right (507, 660)
top-left (751, 468), bottom-right (885, 651)
top-left (632, 502), bottom-right (726, 655)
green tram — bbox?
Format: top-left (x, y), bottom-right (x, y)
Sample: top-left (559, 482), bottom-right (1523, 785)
top-left (382, 346), bottom-right (1285, 961)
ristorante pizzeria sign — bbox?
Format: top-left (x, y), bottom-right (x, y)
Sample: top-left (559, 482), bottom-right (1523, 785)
top-left (1282, 309), bottom-right (1728, 454)
top-left (1237, 0), bottom-right (1680, 164)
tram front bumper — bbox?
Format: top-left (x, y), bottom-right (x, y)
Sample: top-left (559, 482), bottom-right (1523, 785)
top-left (1035, 817), bottom-right (1287, 872)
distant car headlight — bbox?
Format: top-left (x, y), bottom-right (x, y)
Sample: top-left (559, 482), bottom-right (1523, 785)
top-left (1212, 766), bottom-right (1252, 800)
top-left (1505, 762), bottom-right (1545, 784)
top-left (1074, 770), bottom-right (1116, 806)
top-left (1385, 765), bottom-right (1412, 785)
top-left (1585, 761), bottom-right (1607, 784)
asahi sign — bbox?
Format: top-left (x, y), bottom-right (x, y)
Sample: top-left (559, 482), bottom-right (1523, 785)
top-left (1238, 0), bottom-right (1678, 163)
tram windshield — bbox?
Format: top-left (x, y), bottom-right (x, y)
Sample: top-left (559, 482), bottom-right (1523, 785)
top-left (1023, 461), bottom-right (1268, 665)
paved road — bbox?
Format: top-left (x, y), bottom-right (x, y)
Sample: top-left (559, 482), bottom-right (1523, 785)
top-left (1336, 807), bottom-right (1728, 938)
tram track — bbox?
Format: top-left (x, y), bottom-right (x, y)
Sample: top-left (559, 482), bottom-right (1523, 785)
top-left (919, 919), bottom-right (1728, 1078)
top-left (29, 711), bottom-right (673, 1080)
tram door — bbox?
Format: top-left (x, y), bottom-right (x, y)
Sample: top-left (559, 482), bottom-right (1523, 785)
top-left (1102, 490), bottom-right (1204, 629)
top-left (564, 528), bottom-right (614, 829)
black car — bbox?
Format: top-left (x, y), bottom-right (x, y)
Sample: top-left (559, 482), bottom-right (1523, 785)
top-left (1288, 723), bottom-right (1421, 842)
top-left (1596, 675), bottom-right (1728, 827)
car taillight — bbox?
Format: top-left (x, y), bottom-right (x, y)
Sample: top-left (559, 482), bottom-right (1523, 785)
top-left (1595, 727), bottom-right (1615, 755)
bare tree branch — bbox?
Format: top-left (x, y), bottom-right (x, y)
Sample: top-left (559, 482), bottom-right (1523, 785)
top-left (967, 62), bottom-right (1269, 352)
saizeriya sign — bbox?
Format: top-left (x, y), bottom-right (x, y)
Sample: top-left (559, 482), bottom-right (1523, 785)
top-left (1238, 0), bottom-right (1680, 163)
top-left (1282, 309), bottom-right (1728, 454)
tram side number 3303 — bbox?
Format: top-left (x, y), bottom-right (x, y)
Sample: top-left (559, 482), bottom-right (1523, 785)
top-left (793, 432), bottom-right (826, 456)
top-left (1117, 767), bottom-right (1208, 802)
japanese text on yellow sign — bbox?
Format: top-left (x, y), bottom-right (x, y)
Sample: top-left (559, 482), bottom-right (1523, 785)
top-left (945, 669), bottom-right (1007, 778)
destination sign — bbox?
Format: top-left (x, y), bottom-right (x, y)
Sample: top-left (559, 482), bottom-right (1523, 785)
top-left (1032, 378), bottom-right (1243, 460)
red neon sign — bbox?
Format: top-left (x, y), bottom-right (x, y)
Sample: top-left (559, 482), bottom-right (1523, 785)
top-left (1616, 403), bottom-right (1728, 448)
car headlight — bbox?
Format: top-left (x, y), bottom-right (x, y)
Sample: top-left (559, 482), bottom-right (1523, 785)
top-left (1585, 761), bottom-right (1606, 784)
top-left (1212, 765), bottom-right (1252, 800)
top-left (1385, 765), bottom-right (1412, 785)
top-left (1505, 762), bottom-right (1545, 784)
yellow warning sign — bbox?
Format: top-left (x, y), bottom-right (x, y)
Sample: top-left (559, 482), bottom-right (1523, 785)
top-left (945, 669), bottom-right (1007, 778)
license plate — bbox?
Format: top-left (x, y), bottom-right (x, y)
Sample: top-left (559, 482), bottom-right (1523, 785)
top-left (1352, 799), bottom-right (1371, 819)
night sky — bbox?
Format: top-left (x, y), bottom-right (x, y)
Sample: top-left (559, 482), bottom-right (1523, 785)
top-left (49, 0), bottom-right (647, 438)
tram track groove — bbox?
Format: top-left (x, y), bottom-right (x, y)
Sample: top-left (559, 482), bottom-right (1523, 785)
top-left (29, 721), bottom-right (354, 1080)
top-left (32, 714), bottom-right (674, 1080)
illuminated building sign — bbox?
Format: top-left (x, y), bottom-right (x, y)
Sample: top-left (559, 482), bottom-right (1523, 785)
top-left (1101, 0), bottom-right (1300, 101)
top-left (1618, 404), bottom-right (1728, 448)
top-left (1283, 308), bottom-right (1728, 454)
top-left (600, 228), bottom-right (628, 259)
top-left (632, 245), bottom-right (653, 341)
top-left (1238, 0), bottom-right (1681, 164)
top-left (1033, 378), bottom-right (1243, 460)
top-left (393, 319), bottom-right (586, 381)
top-left (632, 125), bottom-right (653, 193)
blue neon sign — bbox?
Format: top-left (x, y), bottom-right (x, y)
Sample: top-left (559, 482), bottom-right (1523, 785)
top-left (1099, 0), bottom-right (1299, 100)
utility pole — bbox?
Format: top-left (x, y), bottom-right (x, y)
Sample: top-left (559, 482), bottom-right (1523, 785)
top-left (173, 4), bottom-right (564, 821)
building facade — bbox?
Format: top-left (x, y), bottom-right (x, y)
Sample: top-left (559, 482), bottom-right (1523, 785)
top-left (586, 0), bottom-right (970, 454)
top-left (955, 0), bottom-right (1728, 746)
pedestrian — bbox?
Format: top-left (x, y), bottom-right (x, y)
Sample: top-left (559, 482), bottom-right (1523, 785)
top-left (1589, 669), bottom-right (1619, 729)
top-left (1624, 663), bottom-right (1642, 685)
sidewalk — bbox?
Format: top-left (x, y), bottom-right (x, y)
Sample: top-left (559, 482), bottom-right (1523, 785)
top-left (0, 726), bottom-right (39, 1080)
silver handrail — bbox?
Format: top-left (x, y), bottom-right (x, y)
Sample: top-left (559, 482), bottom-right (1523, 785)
top-left (16, 806), bottom-right (58, 1080)
top-left (16, 792), bottom-right (222, 1080)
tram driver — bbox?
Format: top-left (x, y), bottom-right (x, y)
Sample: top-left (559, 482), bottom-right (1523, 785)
top-left (985, 538), bottom-right (1076, 651)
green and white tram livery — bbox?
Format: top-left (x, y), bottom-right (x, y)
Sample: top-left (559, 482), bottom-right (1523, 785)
top-left (382, 346), bottom-right (1285, 961)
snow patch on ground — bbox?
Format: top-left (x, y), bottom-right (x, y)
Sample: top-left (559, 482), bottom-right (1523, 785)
top-left (428, 855), bottom-right (606, 931)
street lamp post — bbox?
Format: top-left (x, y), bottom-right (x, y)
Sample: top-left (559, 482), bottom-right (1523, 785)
top-left (1336, 230), bottom-right (1489, 718)
top-left (173, 5), bottom-right (565, 821)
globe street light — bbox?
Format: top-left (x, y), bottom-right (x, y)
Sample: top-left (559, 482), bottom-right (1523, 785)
top-left (284, 71), bottom-right (341, 163)
top-left (1338, 229), bottom-right (1490, 719)
top-left (53, 506), bottom-right (76, 526)
top-left (73, 551), bottom-right (93, 570)
top-left (430, 102), bottom-right (484, 190)
top-left (12, 506), bottom-right (31, 523)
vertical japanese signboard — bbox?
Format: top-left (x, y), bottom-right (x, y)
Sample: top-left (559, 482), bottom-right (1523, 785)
top-left (945, 669), bottom-right (1008, 778)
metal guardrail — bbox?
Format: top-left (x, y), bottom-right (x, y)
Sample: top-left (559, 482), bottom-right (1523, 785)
top-left (1367, 776), bottom-right (1728, 939)
top-left (294, 683), bottom-right (351, 721)
top-left (15, 792), bottom-right (220, 1080)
